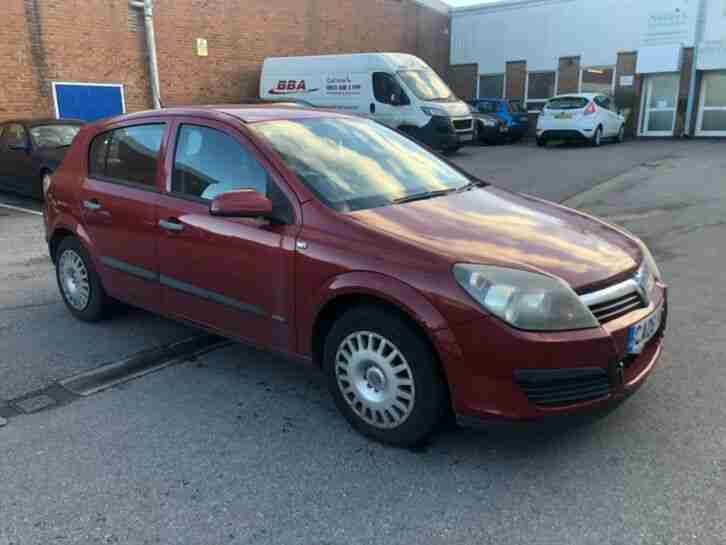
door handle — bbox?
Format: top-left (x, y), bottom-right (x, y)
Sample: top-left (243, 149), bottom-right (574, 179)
top-left (159, 218), bottom-right (184, 232)
top-left (82, 199), bottom-right (101, 211)
top-left (370, 102), bottom-right (376, 114)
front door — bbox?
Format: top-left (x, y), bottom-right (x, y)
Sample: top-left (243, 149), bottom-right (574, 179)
top-left (696, 71), bottom-right (726, 137)
top-left (80, 122), bottom-right (167, 310)
top-left (640, 74), bottom-right (680, 137)
top-left (156, 120), bottom-right (298, 351)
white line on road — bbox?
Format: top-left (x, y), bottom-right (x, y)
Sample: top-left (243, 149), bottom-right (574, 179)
top-left (0, 202), bottom-right (43, 216)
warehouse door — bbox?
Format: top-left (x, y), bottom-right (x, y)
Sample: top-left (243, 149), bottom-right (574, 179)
top-left (639, 74), bottom-right (679, 137)
top-left (52, 82), bottom-right (125, 122)
top-left (696, 72), bottom-right (726, 137)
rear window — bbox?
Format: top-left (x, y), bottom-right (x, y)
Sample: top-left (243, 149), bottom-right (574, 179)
top-left (545, 97), bottom-right (589, 110)
top-left (89, 124), bottom-right (165, 188)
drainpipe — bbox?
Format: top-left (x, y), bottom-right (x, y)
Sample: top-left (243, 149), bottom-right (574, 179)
top-left (130, 0), bottom-right (162, 109)
top-left (684, 0), bottom-right (706, 136)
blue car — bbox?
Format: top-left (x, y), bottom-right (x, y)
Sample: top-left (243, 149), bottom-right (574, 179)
top-left (467, 99), bottom-right (529, 142)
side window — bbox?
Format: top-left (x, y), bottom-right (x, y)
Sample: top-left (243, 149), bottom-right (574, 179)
top-left (478, 101), bottom-right (497, 114)
top-left (171, 124), bottom-right (269, 201)
top-left (372, 72), bottom-right (408, 106)
top-left (602, 97), bottom-right (613, 111)
top-left (89, 124), bottom-right (164, 188)
top-left (4, 124), bottom-right (28, 148)
top-left (595, 96), bottom-right (611, 111)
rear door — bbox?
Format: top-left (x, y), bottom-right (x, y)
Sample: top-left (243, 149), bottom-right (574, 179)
top-left (155, 118), bottom-right (299, 351)
top-left (80, 121), bottom-right (167, 310)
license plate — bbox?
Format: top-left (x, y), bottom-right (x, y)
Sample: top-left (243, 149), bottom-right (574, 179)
top-left (626, 304), bottom-right (664, 354)
top-left (459, 133), bottom-right (473, 142)
top-left (555, 112), bottom-right (572, 119)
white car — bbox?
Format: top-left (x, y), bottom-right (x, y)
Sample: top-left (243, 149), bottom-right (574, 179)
top-left (536, 93), bottom-right (625, 147)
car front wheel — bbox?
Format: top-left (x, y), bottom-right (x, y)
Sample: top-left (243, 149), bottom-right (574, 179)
top-left (324, 306), bottom-right (449, 447)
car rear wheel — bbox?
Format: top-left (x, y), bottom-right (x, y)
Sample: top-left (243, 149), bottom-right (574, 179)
top-left (56, 237), bottom-right (112, 322)
top-left (591, 126), bottom-right (603, 147)
top-left (324, 306), bottom-right (449, 447)
top-left (536, 136), bottom-right (547, 147)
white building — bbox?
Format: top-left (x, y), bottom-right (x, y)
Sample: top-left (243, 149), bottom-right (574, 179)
top-left (449, 0), bottom-right (726, 137)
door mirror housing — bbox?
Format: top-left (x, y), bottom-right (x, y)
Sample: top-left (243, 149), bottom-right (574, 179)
top-left (209, 189), bottom-right (273, 218)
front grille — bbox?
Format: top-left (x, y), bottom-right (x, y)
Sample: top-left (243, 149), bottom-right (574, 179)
top-left (515, 367), bottom-right (610, 407)
top-left (453, 119), bottom-right (473, 131)
top-left (588, 291), bottom-right (644, 324)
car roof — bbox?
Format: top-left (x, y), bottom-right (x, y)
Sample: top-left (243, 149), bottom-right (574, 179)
top-left (96, 104), bottom-right (350, 127)
top-left (1, 118), bottom-right (84, 127)
top-left (550, 93), bottom-right (604, 100)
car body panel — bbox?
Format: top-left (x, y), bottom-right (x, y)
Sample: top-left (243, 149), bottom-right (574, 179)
top-left (44, 105), bottom-right (665, 426)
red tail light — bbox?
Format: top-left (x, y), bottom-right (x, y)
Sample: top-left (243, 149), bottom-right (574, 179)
top-left (584, 102), bottom-right (597, 115)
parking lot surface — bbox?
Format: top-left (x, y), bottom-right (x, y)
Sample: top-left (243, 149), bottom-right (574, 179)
top-left (1, 139), bottom-right (724, 544)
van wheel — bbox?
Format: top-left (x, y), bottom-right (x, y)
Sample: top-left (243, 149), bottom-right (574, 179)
top-left (591, 126), bottom-right (603, 147)
top-left (324, 306), bottom-right (449, 448)
top-left (56, 237), bottom-right (112, 322)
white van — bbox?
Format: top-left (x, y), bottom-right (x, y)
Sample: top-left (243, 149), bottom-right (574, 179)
top-left (259, 53), bottom-right (473, 151)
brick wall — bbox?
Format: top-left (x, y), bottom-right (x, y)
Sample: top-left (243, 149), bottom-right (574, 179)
top-left (557, 56), bottom-right (580, 94)
top-left (615, 51), bottom-right (638, 137)
top-left (505, 60), bottom-right (526, 100)
top-left (0, 0), bottom-right (449, 121)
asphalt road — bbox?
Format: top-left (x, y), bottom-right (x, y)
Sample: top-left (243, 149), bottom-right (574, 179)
top-left (1, 139), bottom-right (723, 544)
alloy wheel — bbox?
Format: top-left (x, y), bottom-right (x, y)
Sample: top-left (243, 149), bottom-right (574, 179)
top-left (335, 331), bottom-right (416, 429)
top-left (58, 249), bottom-right (91, 311)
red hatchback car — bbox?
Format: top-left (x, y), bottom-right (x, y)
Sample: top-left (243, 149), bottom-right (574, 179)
top-left (44, 105), bottom-right (667, 446)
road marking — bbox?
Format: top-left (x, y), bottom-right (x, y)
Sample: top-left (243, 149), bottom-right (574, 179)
top-left (0, 202), bottom-right (43, 216)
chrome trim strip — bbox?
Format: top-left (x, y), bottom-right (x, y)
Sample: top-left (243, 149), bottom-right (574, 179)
top-left (579, 278), bottom-right (640, 308)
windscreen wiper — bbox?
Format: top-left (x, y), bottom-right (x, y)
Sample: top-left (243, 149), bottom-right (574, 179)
top-left (393, 188), bottom-right (454, 205)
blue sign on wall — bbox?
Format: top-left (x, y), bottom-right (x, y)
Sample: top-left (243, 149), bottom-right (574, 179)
top-left (54, 83), bottom-right (125, 122)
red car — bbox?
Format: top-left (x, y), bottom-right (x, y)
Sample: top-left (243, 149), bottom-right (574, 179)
top-left (44, 105), bottom-right (667, 446)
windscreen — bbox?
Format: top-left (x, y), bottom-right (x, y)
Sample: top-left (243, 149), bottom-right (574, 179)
top-left (252, 117), bottom-right (471, 212)
top-left (29, 125), bottom-right (81, 148)
top-left (397, 70), bottom-right (454, 101)
top-left (545, 97), bottom-right (589, 110)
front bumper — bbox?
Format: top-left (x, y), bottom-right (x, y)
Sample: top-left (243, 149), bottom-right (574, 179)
top-left (439, 284), bottom-right (668, 422)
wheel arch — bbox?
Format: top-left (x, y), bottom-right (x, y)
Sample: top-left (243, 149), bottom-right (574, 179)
top-left (308, 272), bottom-right (451, 374)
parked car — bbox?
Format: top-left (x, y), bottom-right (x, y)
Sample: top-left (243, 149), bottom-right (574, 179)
top-left (536, 93), bottom-right (625, 147)
top-left (260, 53), bottom-right (474, 152)
top-left (45, 105), bottom-right (667, 447)
top-left (0, 119), bottom-right (84, 199)
top-left (467, 104), bottom-right (507, 145)
top-left (468, 98), bottom-right (529, 141)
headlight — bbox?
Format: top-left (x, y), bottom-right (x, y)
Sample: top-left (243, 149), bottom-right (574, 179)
top-left (421, 106), bottom-right (448, 117)
top-left (635, 238), bottom-right (661, 281)
top-left (453, 264), bottom-right (599, 331)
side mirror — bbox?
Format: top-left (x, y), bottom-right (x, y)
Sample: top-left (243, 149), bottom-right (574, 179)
top-left (209, 189), bottom-right (272, 218)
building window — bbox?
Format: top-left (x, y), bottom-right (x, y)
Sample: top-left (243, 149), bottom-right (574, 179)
top-left (581, 67), bottom-right (615, 94)
top-left (526, 71), bottom-right (556, 111)
top-left (478, 74), bottom-right (504, 98)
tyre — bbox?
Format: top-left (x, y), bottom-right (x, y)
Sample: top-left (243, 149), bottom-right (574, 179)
top-left (616, 125), bottom-right (625, 143)
top-left (536, 136), bottom-right (547, 147)
top-left (591, 126), bottom-right (603, 147)
top-left (324, 305), bottom-right (449, 447)
top-left (55, 236), bottom-right (112, 322)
